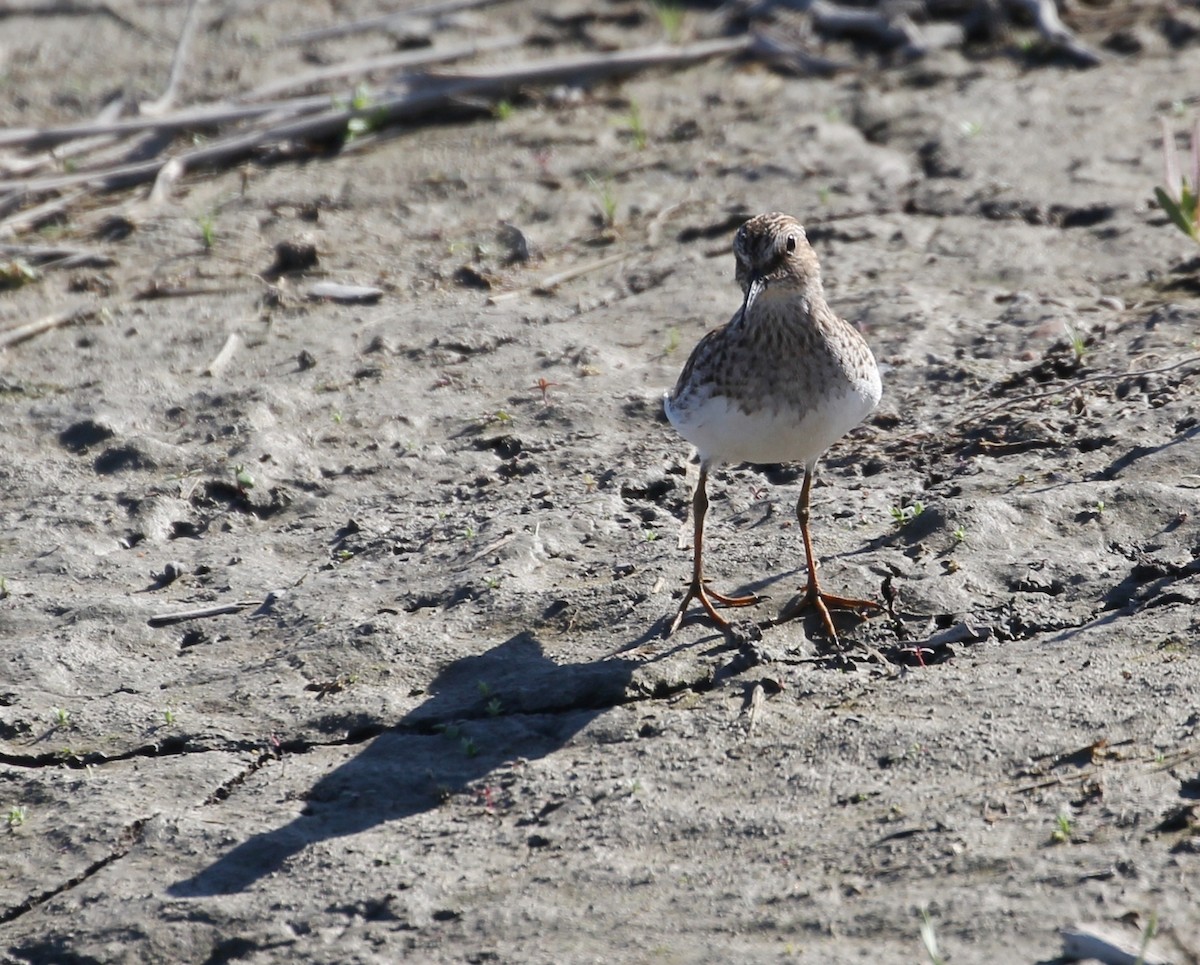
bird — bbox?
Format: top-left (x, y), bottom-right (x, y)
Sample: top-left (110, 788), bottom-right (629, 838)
top-left (663, 212), bottom-right (882, 643)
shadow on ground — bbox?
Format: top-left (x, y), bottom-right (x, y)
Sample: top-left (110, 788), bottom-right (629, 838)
top-left (168, 632), bottom-right (639, 897)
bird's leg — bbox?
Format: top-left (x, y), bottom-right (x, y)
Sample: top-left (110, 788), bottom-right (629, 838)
top-left (780, 467), bottom-right (881, 642)
top-left (666, 466), bottom-right (760, 637)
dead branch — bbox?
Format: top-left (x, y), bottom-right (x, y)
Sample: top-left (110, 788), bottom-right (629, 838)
top-left (0, 304), bottom-right (95, 350)
top-left (202, 331), bottom-right (241, 377)
top-left (143, 0), bottom-right (206, 116)
top-left (0, 38), bottom-right (752, 200)
top-left (240, 35), bottom-right (523, 103)
top-left (147, 599), bottom-right (263, 627)
top-left (0, 241), bottom-right (114, 268)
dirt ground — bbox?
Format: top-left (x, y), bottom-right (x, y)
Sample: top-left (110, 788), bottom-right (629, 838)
top-left (2, 1), bottom-right (1200, 962)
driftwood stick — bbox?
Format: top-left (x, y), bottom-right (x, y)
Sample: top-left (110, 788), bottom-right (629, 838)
top-left (0, 37), bottom-right (524, 153)
top-left (0, 189), bottom-right (86, 237)
top-left (242, 34), bottom-right (522, 101)
top-left (0, 241), bottom-right (114, 266)
top-left (0, 0), bottom-right (151, 36)
top-left (147, 599), bottom-right (263, 627)
top-left (0, 304), bottom-right (94, 350)
top-left (143, 0), bottom-right (207, 116)
top-left (0, 94), bottom-right (333, 152)
top-left (0, 38), bottom-right (752, 198)
top-left (202, 331), bottom-right (242, 377)
top-left (283, 0), bottom-right (508, 45)
top-left (746, 31), bottom-right (847, 76)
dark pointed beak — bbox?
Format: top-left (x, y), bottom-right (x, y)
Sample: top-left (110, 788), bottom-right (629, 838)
top-left (740, 272), bottom-right (766, 319)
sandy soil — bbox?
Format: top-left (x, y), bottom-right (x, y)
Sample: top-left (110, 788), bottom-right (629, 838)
top-left (2, 2), bottom-right (1200, 963)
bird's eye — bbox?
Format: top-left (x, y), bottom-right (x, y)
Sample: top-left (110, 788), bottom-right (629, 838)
top-left (785, 235), bottom-right (797, 253)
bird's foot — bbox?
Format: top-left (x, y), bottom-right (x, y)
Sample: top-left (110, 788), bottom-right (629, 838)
top-left (666, 580), bottom-right (761, 638)
top-left (777, 583), bottom-right (881, 644)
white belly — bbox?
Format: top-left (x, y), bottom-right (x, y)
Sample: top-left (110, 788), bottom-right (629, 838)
top-left (664, 377), bottom-right (879, 467)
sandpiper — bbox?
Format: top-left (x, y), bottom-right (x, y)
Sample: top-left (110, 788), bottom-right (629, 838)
top-left (663, 212), bottom-right (882, 642)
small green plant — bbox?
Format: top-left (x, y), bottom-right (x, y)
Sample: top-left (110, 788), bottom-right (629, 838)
top-left (1135, 911), bottom-right (1159, 965)
top-left (477, 681), bottom-right (493, 698)
top-left (1095, 499), bottom-right (1106, 516)
top-left (163, 708), bottom-right (176, 726)
top-left (643, 530), bottom-right (659, 542)
top-left (664, 326), bottom-right (681, 354)
top-left (52, 707), bottom-right (70, 727)
top-left (460, 736), bottom-right (479, 758)
top-left (0, 576), bottom-right (8, 599)
top-left (889, 501), bottom-right (925, 528)
top-left (817, 186), bottom-right (832, 205)
top-left (0, 259), bottom-right (38, 290)
top-left (919, 908), bottom-right (946, 965)
top-left (494, 99), bottom-right (514, 121)
top-left (7, 805), bottom-right (26, 829)
top-left (1051, 812), bottom-right (1073, 844)
top-left (484, 576), bottom-right (501, 590)
top-left (958, 119), bottom-right (983, 139)
top-left (1064, 323), bottom-right (1087, 362)
top-left (485, 697), bottom-right (503, 717)
top-left (624, 100), bottom-right (647, 150)
top-left (197, 213), bottom-right (216, 250)
top-left (233, 464), bottom-right (255, 491)
top-left (342, 84), bottom-right (379, 140)
top-left (1156, 116), bottom-right (1200, 244)
top-left (650, 0), bottom-right (685, 42)
top-left (461, 525), bottom-right (476, 540)
top-left (587, 173), bottom-right (618, 227)
top-left (952, 526), bottom-right (967, 543)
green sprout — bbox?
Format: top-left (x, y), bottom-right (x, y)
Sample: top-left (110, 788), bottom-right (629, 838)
top-left (233, 464), bottom-right (255, 491)
top-left (494, 100), bottom-right (514, 121)
top-left (486, 697), bottom-right (503, 717)
top-left (340, 84), bottom-right (379, 141)
top-left (952, 526), bottom-right (967, 543)
top-left (196, 213), bottom-right (216, 250)
top-left (7, 805), bottom-right (26, 829)
top-left (889, 501), bottom-right (925, 528)
top-left (1051, 812), bottom-right (1073, 844)
top-left (1136, 911), bottom-right (1159, 965)
top-left (624, 101), bottom-right (647, 150)
top-left (1156, 116), bottom-right (1200, 244)
top-left (52, 707), bottom-right (70, 727)
top-left (650, 0), bottom-right (685, 42)
top-left (586, 173), bottom-right (618, 228)
top-left (1064, 323), bottom-right (1087, 362)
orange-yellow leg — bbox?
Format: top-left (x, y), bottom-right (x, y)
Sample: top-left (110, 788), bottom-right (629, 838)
top-left (666, 465), bottom-right (760, 637)
top-left (779, 468), bottom-right (881, 643)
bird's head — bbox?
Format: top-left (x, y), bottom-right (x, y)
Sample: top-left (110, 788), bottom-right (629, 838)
top-left (732, 212), bottom-right (822, 316)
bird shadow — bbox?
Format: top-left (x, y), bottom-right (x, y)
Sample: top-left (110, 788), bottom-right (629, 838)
top-left (167, 631), bottom-right (639, 898)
